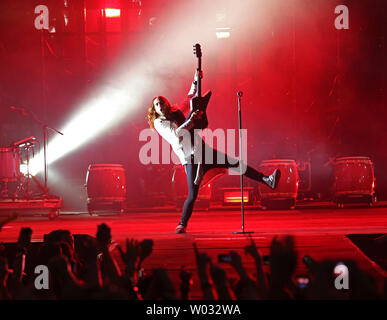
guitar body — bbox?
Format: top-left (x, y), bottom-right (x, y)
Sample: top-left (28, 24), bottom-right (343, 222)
top-left (189, 90), bottom-right (211, 129)
top-left (199, 167), bottom-right (227, 189)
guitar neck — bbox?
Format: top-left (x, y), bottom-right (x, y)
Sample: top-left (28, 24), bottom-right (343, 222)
top-left (197, 60), bottom-right (202, 97)
top-left (194, 43), bottom-right (203, 98)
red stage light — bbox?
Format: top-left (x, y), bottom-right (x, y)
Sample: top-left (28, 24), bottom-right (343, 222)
top-left (224, 191), bottom-right (249, 203)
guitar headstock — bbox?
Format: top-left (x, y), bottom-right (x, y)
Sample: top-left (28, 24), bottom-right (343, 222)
top-left (193, 43), bottom-right (202, 58)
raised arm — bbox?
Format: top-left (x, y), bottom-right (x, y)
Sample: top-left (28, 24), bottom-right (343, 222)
top-left (245, 236), bottom-right (268, 299)
top-left (187, 70), bottom-right (202, 97)
top-left (175, 110), bottom-right (203, 136)
top-left (96, 223), bottom-right (122, 285)
top-left (176, 70), bottom-right (202, 112)
top-left (193, 243), bottom-right (214, 300)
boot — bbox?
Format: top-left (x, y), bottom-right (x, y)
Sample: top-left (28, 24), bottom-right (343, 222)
top-left (175, 224), bottom-right (186, 234)
top-left (262, 169), bottom-right (281, 190)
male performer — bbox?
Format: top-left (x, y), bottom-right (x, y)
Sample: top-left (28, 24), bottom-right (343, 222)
top-left (147, 71), bottom-right (281, 233)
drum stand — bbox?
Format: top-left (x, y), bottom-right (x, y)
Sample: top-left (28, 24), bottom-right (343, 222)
top-left (11, 106), bottom-right (63, 199)
top-left (15, 143), bottom-right (49, 199)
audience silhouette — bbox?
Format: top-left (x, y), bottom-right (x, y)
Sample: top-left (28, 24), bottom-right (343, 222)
top-left (0, 214), bottom-right (385, 300)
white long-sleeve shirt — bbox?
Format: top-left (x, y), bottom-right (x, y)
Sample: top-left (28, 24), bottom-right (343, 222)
top-left (154, 116), bottom-right (200, 165)
top-left (154, 77), bottom-right (200, 165)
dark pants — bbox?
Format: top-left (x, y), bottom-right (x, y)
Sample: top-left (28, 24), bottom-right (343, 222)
top-left (179, 147), bottom-right (265, 227)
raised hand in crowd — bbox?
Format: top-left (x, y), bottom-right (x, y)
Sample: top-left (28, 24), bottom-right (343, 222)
top-left (45, 229), bottom-right (81, 277)
top-left (193, 243), bottom-right (214, 300)
top-left (11, 227), bottom-right (32, 283)
top-left (144, 268), bottom-right (177, 300)
top-left (96, 223), bottom-right (112, 248)
top-left (76, 235), bottom-right (101, 289)
top-left (267, 235), bottom-right (297, 299)
top-left (118, 238), bottom-right (140, 280)
top-left (48, 255), bottom-right (86, 299)
top-left (137, 239), bottom-right (154, 271)
top-left (16, 227), bottom-right (32, 251)
top-left (179, 265), bottom-right (192, 300)
top-left (117, 237), bottom-right (149, 300)
top-left (245, 235), bottom-right (268, 299)
top-left (96, 223), bottom-right (122, 285)
top-left (209, 263), bottom-right (233, 300)
top-left (228, 250), bottom-right (258, 300)
top-left (0, 256), bottom-right (11, 299)
top-left (5, 227), bottom-right (34, 298)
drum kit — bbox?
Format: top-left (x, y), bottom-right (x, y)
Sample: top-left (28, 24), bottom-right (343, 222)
top-left (0, 136), bottom-right (48, 199)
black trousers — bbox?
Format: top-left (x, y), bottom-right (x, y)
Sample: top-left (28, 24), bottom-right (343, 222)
top-left (179, 146), bottom-right (265, 227)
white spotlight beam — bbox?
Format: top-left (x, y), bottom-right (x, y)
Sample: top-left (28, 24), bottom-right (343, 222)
top-left (29, 0), bottom-right (276, 175)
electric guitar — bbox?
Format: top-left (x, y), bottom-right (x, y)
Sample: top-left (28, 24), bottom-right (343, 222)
top-left (190, 43), bottom-right (211, 129)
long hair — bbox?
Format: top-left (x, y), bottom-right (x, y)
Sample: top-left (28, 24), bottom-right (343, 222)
top-left (147, 96), bottom-right (181, 130)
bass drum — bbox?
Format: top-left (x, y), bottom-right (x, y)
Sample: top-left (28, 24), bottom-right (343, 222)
top-left (333, 156), bottom-right (375, 207)
top-left (86, 164), bottom-right (126, 214)
top-left (258, 159), bottom-right (299, 209)
top-left (0, 148), bottom-right (20, 181)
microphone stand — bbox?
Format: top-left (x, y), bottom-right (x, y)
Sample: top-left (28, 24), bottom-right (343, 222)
top-left (14, 107), bottom-right (63, 197)
top-left (233, 92), bottom-right (253, 235)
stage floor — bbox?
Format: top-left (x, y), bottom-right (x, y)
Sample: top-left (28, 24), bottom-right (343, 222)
top-left (1, 201), bottom-right (387, 299)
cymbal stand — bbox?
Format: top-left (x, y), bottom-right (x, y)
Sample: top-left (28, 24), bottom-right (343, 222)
top-left (16, 142), bottom-right (49, 199)
top-left (11, 107), bottom-right (63, 195)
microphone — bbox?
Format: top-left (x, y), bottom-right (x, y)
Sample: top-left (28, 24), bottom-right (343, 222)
top-left (237, 91), bottom-right (243, 97)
